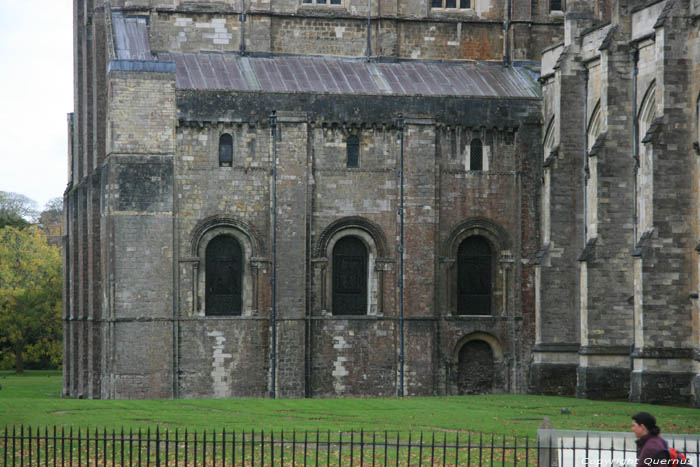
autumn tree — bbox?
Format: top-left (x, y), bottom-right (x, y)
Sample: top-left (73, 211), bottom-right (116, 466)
top-left (0, 225), bottom-right (62, 372)
top-left (38, 197), bottom-right (64, 237)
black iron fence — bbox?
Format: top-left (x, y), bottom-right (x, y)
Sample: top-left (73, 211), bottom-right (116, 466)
top-left (2, 427), bottom-right (541, 466)
top-left (2, 426), bottom-right (699, 466)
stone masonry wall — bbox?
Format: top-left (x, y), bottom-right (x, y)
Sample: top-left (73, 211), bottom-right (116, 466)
top-left (100, 68), bottom-right (177, 398)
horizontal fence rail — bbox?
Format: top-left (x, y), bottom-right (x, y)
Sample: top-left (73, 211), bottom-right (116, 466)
top-left (1, 426), bottom-right (699, 466)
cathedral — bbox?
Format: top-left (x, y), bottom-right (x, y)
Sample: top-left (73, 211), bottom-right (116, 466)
top-left (63, 0), bottom-right (700, 406)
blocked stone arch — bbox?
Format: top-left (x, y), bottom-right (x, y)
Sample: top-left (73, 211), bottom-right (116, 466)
top-left (314, 217), bottom-right (390, 315)
top-left (189, 216), bottom-right (266, 316)
top-left (442, 218), bottom-right (512, 316)
top-left (452, 332), bottom-right (504, 395)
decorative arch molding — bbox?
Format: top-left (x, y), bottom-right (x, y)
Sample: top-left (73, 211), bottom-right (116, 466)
top-left (313, 216), bottom-right (390, 316)
top-left (315, 216), bottom-right (389, 260)
top-left (453, 332), bottom-right (504, 362)
top-left (442, 218), bottom-right (512, 316)
top-left (190, 215), bottom-right (265, 258)
top-left (443, 217), bottom-right (511, 258)
top-left (186, 215), bottom-right (266, 317)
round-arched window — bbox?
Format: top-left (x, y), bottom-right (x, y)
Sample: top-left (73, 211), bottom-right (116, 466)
top-left (332, 236), bottom-right (367, 315)
top-left (457, 236), bottom-right (492, 315)
top-left (205, 235), bottom-right (243, 315)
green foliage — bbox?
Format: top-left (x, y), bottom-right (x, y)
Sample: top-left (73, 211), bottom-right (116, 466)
top-left (0, 226), bottom-right (62, 372)
top-left (0, 191), bottom-right (39, 222)
top-left (0, 212), bottom-right (30, 229)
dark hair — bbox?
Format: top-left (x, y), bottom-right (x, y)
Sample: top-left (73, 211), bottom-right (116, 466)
top-left (632, 412), bottom-right (660, 436)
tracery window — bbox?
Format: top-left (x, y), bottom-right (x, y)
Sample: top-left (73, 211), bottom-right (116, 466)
top-left (470, 138), bottom-right (483, 171)
top-left (332, 236), bottom-right (368, 315)
top-left (457, 236), bottom-right (492, 315)
top-left (219, 134), bottom-right (233, 167)
top-left (347, 135), bottom-right (359, 168)
top-left (205, 235), bottom-right (243, 315)
top-left (432, 0), bottom-right (470, 8)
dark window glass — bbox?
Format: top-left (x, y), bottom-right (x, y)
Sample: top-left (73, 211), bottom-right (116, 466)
top-left (432, 0), bottom-right (442, 6)
top-left (206, 236), bottom-right (243, 315)
top-left (696, 95), bottom-right (700, 142)
top-left (219, 134), bottom-right (233, 167)
top-left (330, 0), bottom-right (341, 4)
top-left (550, 0), bottom-right (562, 10)
top-left (347, 135), bottom-right (359, 168)
top-left (460, 0), bottom-right (470, 7)
top-left (446, 0), bottom-right (457, 7)
top-left (457, 236), bottom-right (491, 315)
top-left (470, 138), bottom-right (483, 171)
top-left (333, 236), bottom-right (367, 315)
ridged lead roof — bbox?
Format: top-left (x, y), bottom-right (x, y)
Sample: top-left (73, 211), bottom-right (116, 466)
top-left (112, 10), bottom-right (539, 99)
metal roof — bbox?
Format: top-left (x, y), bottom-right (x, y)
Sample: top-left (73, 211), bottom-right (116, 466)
top-left (110, 9), bottom-right (539, 99)
top-left (158, 52), bottom-right (539, 98)
top-left (113, 11), bottom-right (154, 60)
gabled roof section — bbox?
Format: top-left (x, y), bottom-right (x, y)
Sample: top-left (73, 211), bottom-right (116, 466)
top-left (157, 53), bottom-right (540, 98)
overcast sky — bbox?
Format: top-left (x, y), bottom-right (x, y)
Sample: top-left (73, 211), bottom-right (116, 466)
top-left (0, 2), bottom-right (73, 211)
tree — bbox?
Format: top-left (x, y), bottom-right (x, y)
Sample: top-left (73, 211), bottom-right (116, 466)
top-left (38, 197), bottom-right (63, 237)
top-left (0, 191), bottom-right (39, 221)
top-left (0, 226), bottom-right (62, 372)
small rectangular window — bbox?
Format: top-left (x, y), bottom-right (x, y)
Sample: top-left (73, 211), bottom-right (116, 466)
top-left (302, 0), bottom-right (344, 5)
top-left (550, 0), bottom-right (562, 11)
top-left (219, 134), bottom-right (233, 167)
top-left (432, 0), bottom-right (470, 8)
top-left (346, 136), bottom-right (359, 168)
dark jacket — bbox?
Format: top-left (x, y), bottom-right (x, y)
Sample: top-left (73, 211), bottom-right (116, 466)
top-left (636, 434), bottom-right (670, 466)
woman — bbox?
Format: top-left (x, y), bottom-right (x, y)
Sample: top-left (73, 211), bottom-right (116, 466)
top-left (632, 412), bottom-right (670, 466)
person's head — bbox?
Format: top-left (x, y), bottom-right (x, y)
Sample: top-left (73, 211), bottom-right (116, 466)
top-left (632, 412), bottom-right (660, 438)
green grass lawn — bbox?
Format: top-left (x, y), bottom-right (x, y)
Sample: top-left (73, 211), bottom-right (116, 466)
top-left (1, 371), bottom-right (698, 436)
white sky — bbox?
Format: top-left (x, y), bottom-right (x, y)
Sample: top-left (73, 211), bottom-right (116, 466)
top-left (0, 2), bottom-right (73, 211)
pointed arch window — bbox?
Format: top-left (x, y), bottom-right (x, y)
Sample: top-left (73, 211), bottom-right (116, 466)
top-left (470, 138), bottom-right (483, 171)
top-left (457, 236), bottom-right (492, 315)
top-left (346, 135), bottom-right (359, 168)
top-left (637, 84), bottom-right (656, 238)
top-left (205, 235), bottom-right (243, 315)
top-left (219, 134), bottom-right (233, 167)
top-left (332, 236), bottom-right (367, 315)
